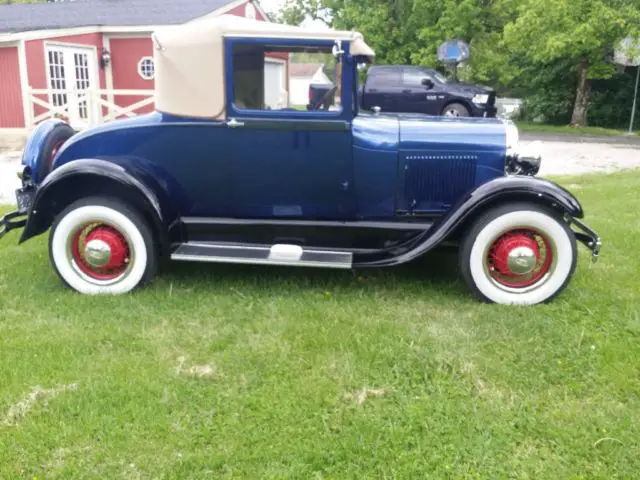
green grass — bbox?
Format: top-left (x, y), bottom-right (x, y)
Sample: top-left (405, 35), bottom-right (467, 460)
top-left (516, 121), bottom-right (634, 137)
top-left (1, 171), bottom-right (639, 478)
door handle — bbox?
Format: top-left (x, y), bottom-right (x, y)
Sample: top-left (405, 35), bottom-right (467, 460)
top-left (226, 118), bottom-right (245, 128)
top-left (402, 89), bottom-right (411, 94)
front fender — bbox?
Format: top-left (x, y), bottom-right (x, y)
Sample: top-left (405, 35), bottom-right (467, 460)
top-left (355, 175), bottom-right (584, 267)
top-left (19, 159), bottom-right (170, 249)
top-left (462, 175), bottom-right (583, 218)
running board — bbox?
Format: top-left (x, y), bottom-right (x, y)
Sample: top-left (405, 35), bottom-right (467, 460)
top-left (171, 242), bottom-right (353, 269)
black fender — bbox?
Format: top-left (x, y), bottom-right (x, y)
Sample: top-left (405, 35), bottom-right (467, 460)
top-left (354, 175), bottom-right (584, 267)
top-left (19, 159), bottom-right (176, 255)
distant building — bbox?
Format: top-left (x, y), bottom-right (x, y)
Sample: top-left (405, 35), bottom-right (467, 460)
top-left (289, 63), bottom-right (332, 106)
top-left (0, 0), bottom-right (281, 129)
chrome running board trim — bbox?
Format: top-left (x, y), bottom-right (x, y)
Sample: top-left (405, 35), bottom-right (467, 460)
top-left (171, 242), bottom-right (353, 269)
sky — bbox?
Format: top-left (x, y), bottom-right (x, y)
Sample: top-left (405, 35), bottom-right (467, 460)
top-left (258, 0), bottom-right (285, 15)
top-left (257, 0), bottom-right (329, 29)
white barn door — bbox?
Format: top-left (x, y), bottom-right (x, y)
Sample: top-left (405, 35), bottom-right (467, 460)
top-left (46, 45), bottom-right (98, 127)
top-left (264, 59), bottom-right (287, 109)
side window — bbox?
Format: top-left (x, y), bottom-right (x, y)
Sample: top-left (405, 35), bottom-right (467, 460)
top-left (402, 70), bottom-right (430, 87)
top-left (231, 43), bottom-right (343, 113)
top-left (367, 69), bottom-right (401, 88)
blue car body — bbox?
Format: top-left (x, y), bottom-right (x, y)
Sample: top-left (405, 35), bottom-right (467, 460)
top-left (0, 15), bottom-right (601, 303)
top-left (41, 110), bottom-right (506, 220)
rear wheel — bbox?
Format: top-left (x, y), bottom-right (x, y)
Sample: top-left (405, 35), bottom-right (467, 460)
top-left (49, 197), bottom-right (157, 295)
top-left (459, 203), bottom-right (577, 305)
top-left (442, 103), bottom-right (470, 117)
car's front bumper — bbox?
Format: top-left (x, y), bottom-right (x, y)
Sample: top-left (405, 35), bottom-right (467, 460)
top-left (471, 103), bottom-right (497, 118)
top-left (0, 186), bottom-right (34, 240)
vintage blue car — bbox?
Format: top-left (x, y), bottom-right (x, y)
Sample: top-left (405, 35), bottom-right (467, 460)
top-left (0, 15), bottom-right (601, 305)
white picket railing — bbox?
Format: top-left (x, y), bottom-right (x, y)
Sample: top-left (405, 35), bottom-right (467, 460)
top-left (26, 87), bottom-right (155, 130)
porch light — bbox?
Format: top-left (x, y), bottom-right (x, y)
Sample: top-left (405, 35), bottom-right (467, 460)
top-left (100, 49), bottom-right (111, 68)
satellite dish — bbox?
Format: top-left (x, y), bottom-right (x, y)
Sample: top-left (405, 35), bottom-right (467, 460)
top-left (614, 37), bottom-right (640, 67)
top-left (437, 40), bottom-right (470, 64)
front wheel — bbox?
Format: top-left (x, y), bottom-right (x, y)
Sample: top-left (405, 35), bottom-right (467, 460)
top-left (442, 103), bottom-right (470, 117)
top-left (459, 203), bottom-right (577, 305)
top-left (49, 197), bottom-right (158, 295)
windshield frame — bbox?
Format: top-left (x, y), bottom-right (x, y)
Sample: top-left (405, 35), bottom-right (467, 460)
top-left (426, 69), bottom-right (449, 84)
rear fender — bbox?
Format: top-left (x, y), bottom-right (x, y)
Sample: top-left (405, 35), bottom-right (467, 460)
top-left (354, 175), bottom-right (584, 267)
top-left (19, 159), bottom-right (177, 256)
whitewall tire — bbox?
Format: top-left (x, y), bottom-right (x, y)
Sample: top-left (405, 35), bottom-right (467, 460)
top-left (459, 203), bottom-right (577, 305)
top-left (49, 197), bottom-right (157, 295)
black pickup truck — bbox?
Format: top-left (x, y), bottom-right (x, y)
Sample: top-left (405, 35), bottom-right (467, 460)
top-left (309, 65), bottom-right (497, 118)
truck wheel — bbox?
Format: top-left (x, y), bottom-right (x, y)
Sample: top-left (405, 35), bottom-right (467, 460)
top-left (49, 197), bottom-right (158, 295)
top-left (442, 103), bottom-right (470, 117)
top-left (37, 123), bottom-right (75, 180)
top-left (459, 203), bottom-right (577, 305)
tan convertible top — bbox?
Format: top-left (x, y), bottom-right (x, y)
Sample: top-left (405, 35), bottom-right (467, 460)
top-left (152, 15), bottom-right (375, 119)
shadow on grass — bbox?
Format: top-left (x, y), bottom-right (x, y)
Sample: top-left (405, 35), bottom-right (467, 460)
top-left (154, 247), bottom-right (467, 299)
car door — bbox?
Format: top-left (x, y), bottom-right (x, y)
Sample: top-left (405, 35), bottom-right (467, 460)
top-left (364, 68), bottom-right (402, 112)
top-left (401, 68), bottom-right (439, 115)
top-left (221, 39), bottom-right (355, 220)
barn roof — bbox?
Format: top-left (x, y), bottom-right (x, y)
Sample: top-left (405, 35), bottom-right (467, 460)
top-left (0, 0), bottom-right (258, 34)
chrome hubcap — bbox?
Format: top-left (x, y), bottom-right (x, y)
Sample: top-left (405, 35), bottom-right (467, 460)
top-left (506, 246), bottom-right (537, 275)
top-left (84, 239), bottom-right (112, 268)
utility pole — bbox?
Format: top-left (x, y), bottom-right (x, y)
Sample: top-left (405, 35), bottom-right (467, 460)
top-left (629, 65), bottom-right (640, 134)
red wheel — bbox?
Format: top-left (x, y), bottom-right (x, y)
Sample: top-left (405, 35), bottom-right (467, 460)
top-left (486, 228), bottom-right (554, 289)
top-left (50, 140), bottom-right (64, 162)
top-left (70, 223), bottom-right (132, 282)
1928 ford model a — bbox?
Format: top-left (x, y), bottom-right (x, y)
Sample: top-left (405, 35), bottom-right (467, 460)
top-left (0, 15), bottom-right (601, 304)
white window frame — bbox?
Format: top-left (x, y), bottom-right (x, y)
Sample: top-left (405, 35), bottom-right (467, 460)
top-left (44, 42), bottom-right (99, 126)
top-left (138, 56), bottom-right (155, 80)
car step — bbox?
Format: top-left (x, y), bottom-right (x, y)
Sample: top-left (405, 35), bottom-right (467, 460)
top-left (171, 242), bottom-right (353, 269)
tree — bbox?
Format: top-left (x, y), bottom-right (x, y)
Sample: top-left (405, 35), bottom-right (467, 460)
top-left (503, 0), bottom-right (640, 126)
top-left (277, 0), bottom-right (519, 86)
top-left (277, 0), bottom-right (640, 126)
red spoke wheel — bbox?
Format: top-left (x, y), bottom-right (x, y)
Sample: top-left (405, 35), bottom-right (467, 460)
top-left (486, 228), bottom-right (554, 289)
top-left (70, 223), bottom-right (132, 282)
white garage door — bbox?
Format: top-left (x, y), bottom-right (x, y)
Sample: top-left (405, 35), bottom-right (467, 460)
top-left (264, 60), bottom-right (286, 109)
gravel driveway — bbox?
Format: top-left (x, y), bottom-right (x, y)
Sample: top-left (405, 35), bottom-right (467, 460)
top-left (0, 151), bottom-right (23, 205)
top-left (1, 140), bottom-right (639, 206)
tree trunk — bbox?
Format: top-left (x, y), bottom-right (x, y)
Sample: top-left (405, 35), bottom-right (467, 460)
top-left (571, 57), bottom-right (592, 126)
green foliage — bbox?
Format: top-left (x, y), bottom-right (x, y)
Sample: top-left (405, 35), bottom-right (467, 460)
top-left (278, 0), bottom-right (640, 127)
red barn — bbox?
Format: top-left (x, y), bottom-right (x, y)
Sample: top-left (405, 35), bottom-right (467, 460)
top-left (0, 0), bottom-right (283, 131)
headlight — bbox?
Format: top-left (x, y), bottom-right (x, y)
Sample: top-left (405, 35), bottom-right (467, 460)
top-left (505, 121), bottom-right (519, 151)
top-left (506, 139), bottom-right (543, 177)
top-left (472, 94), bottom-right (489, 104)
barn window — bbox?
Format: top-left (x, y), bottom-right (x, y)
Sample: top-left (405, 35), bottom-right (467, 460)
top-left (138, 57), bottom-right (155, 80)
